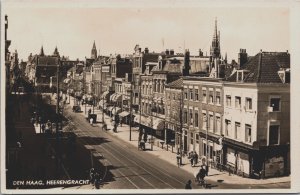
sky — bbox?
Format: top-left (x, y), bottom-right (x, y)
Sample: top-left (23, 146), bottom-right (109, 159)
top-left (3, 0), bottom-right (290, 63)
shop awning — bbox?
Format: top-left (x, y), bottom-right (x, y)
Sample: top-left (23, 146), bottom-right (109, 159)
top-left (101, 91), bottom-right (109, 98)
top-left (119, 111), bottom-right (130, 117)
top-left (107, 106), bottom-right (114, 112)
top-left (110, 93), bottom-right (116, 101)
top-left (112, 94), bottom-right (122, 102)
top-left (152, 117), bottom-right (165, 130)
top-left (112, 107), bottom-right (121, 115)
top-left (134, 114), bottom-right (151, 127)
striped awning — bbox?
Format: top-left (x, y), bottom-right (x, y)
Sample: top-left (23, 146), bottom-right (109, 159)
top-left (112, 94), bottom-right (122, 102)
top-left (133, 114), bottom-right (151, 127)
top-left (110, 93), bottom-right (117, 101)
top-left (152, 117), bottom-right (165, 131)
top-left (119, 111), bottom-right (130, 117)
top-left (101, 91), bottom-right (109, 98)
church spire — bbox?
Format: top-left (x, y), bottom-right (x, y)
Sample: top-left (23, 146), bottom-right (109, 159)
top-left (91, 41), bottom-right (97, 59)
top-left (40, 46), bottom-right (45, 56)
top-left (53, 46), bottom-right (60, 57)
top-left (213, 17), bottom-right (218, 40)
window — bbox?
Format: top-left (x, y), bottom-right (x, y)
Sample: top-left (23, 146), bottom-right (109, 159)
top-left (189, 110), bottom-right (193, 125)
top-left (216, 91), bottom-right (221, 105)
top-left (195, 89), bottom-right (199, 101)
top-left (209, 114), bottom-right (214, 132)
top-left (190, 133), bottom-right (194, 144)
top-left (246, 98), bottom-right (252, 110)
top-left (269, 125), bottom-right (280, 145)
top-left (195, 112), bottom-right (199, 127)
top-left (202, 112), bottom-right (207, 130)
top-left (189, 89), bottom-right (193, 100)
top-left (173, 94), bottom-right (176, 100)
top-left (184, 89), bottom-right (188, 99)
top-left (226, 95), bottom-right (231, 107)
top-left (196, 134), bottom-right (199, 144)
top-left (184, 111), bottom-right (188, 124)
top-left (225, 119), bottom-right (231, 136)
top-left (270, 98), bottom-right (281, 111)
top-left (216, 116), bottom-right (221, 134)
top-left (235, 122), bottom-right (241, 140)
top-left (245, 124), bottom-right (252, 143)
top-left (235, 96), bottom-right (241, 109)
top-left (209, 91), bottom-right (214, 104)
top-left (202, 89), bottom-right (207, 103)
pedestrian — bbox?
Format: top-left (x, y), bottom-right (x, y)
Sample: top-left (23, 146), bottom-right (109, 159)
top-left (94, 172), bottom-right (101, 189)
top-left (194, 152), bottom-right (198, 166)
top-left (90, 117), bottom-right (93, 126)
top-left (41, 123), bottom-right (45, 133)
top-left (176, 152), bottom-right (181, 167)
top-left (197, 165), bottom-right (206, 184)
top-left (190, 151), bottom-right (194, 167)
top-left (89, 168), bottom-right (95, 185)
top-left (185, 180), bottom-right (192, 189)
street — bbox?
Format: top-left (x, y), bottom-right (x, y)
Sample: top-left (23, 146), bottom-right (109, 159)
top-left (63, 103), bottom-right (290, 189)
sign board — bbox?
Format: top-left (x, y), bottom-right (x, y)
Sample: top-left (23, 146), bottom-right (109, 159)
top-left (102, 66), bottom-right (110, 73)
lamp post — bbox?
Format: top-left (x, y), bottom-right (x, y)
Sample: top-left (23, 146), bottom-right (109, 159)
top-left (129, 87), bottom-right (133, 141)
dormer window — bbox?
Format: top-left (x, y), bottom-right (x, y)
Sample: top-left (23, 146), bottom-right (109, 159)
top-left (236, 70), bottom-right (250, 82)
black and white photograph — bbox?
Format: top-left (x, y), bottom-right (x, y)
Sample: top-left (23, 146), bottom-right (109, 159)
top-left (1, 0), bottom-right (300, 193)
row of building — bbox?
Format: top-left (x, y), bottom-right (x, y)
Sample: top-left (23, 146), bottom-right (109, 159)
top-left (20, 19), bottom-right (290, 179)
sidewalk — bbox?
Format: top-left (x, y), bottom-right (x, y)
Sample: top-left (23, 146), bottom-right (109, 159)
top-left (67, 96), bottom-right (291, 186)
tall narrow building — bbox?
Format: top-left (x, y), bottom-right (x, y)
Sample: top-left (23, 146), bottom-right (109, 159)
top-left (91, 41), bottom-right (97, 59)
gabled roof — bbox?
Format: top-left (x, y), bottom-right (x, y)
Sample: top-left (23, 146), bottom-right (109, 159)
top-left (226, 51), bottom-right (290, 83)
top-left (166, 78), bottom-right (183, 89)
top-left (37, 56), bottom-right (59, 66)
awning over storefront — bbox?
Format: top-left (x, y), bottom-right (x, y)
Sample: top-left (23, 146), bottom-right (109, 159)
top-left (110, 93), bottom-right (116, 101)
top-left (101, 91), bottom-right (109, 98)
top-left (112, 107), bottom-right (121, 115)
top-left (107, 106), bottom-right (114, 112)
top-left (113, 94), bottom-right (122, 102)
top-left (133, 114), bottom-right (151, 127)
top-left (152, 117), bottom-right (165, 130)
top-left (119, 111), bottom-right (130, 117)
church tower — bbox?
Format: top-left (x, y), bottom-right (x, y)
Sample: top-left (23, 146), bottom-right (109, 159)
top-left (53, 46), bottom-right (60, 57)
top-left (210, 18), bottom-right (221, 58)
top-left (209, 18), bottom-right (222, 78)
top-left (40, 46), bottom-right (45, 56)
top-left (91, 41), bottom-right (97, 59)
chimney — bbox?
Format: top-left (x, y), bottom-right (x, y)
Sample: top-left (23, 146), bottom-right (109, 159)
top-left (170, 49), bottom-right (174, 55)
top-left (199, 49), bottom-right (203, 57)
top-left (238, 48), bottom-right (248, 69)
top-left (183, 49), bottom-right (190, 76)
top-left (144, 47), bottom-right (149, 54)
top-left (165, 49), bottom-right (170, 55)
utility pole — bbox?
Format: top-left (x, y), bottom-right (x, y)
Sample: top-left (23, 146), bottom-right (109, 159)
top-left (178, 87), bottom-right (183, 165)
top-left (129, 84), bottom-right (133, 141)
top-left (55, 59), bottom-right (60, 172)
